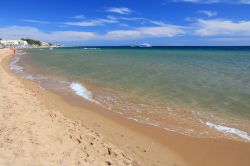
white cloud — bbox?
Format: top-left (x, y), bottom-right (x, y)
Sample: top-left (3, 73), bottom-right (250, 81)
top-left (210, 37), bottom-right (250, 42)
top-left (70, 15), bottom-right (85, 19)
top-left (20, 19), bottom-right (50, 24)
top-left (232, 0), bottom-right (250, 3)
top-left (0, 26), bottom-right (46, 40)
top-left (241, 0), bottom-right (250, 4)
top-left (194, 19), bottom-right (250, 36)
top-left (63, 15), bottom-right (169, 27)
top-left (105, 30), bottom-right (141, 39)
top-left (0, 26), bottom-right (97, 42)
top-left (63, 16), bottom-right (119, 27)
top-left (106, 7), bottom-right (132, 15)
top-left (148, 20), bottom-right (168, 26)
top-left (197, 10), bottom-right (217, 17)
top-left (173, 0), bottom-right (219, 3)
top-left (105, 26), bottom-right (185, 40)
top-left (105, 16), bottom-right (170, 27)
top-left (0, 25), bottom-right (184, 42)
top-left (64, 20), bottom-right (103, 26)
top-left (139, 26), bottom-right (185, 37)
top-left (119, 17), bottom-right (144, 21)
top-left (3, 19), bottom-right (250, 43)
top-left (173, 0), bottom-right (250, 4)
top-left (98, 18), bottom-right (119, 24)
top-left (51, 31), bottom-right (97, 41)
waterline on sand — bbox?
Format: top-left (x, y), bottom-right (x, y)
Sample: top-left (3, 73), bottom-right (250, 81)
top-left (70, 82), bottom-right (100, 104)
top-left (11, 47), bottom-right (250, 142)
top-left (203, 121), bottom-right (250, 141)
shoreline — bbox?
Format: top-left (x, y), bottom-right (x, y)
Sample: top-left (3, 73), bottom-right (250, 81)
top-left (14, 48), bottom-right (250, 142)
top-left (1, 48), bottom-right (185, 165)
top-left (0, 48), bottom-right (145, 165)
top-left (1, 48), bottom-right (250, 166)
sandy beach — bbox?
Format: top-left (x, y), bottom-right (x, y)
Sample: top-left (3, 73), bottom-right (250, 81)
top-left (0, 48), bottom-right (185, 166)
top-left (1, 48), bottom-right (250, 166)
top-left (0, 48), bottom-right (141, 165)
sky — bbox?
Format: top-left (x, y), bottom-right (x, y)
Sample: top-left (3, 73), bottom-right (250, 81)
top-left (0, 0), bottom-right (250, 46)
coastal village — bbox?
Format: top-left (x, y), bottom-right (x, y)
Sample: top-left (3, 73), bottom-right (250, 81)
top-left (0, 38), bottom-right (61, 48)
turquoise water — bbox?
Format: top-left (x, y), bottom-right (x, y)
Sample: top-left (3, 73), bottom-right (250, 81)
top-left (13, 47), bottom-right (250, 141)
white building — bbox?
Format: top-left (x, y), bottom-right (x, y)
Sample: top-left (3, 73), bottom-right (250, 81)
top-left (41, 42), bottom-right (50, 47)
top-left (0, 40), bottom-right (28, 46)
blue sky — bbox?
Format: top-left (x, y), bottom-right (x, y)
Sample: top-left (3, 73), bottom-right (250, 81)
top-left (0, 0), bottom-right (250, 45)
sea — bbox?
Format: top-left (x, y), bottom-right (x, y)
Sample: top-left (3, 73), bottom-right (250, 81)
top-left (11, 46), bottom-right (250, 141)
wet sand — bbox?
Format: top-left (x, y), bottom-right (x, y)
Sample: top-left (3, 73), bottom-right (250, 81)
top-left (1, 48), bottom-right (250, 166)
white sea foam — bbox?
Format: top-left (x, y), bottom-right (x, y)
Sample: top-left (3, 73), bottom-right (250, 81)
top-left (10, 51), bottom-right (26, 74)
top-left (204, 121), bottom-right (250, 141)
top-left (70, 82), bottom-right (97, 103)
top-left (83, 48), bottom-right (100, 50)
top-left (10, 56), bottom-right (23, 73)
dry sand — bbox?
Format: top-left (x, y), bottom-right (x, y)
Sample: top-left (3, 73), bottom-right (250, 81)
top-left (1, 48), bottom-right (250, 166)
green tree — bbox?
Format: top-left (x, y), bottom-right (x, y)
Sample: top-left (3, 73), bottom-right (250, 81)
top-left (21, 38), bottom-right (41, 46)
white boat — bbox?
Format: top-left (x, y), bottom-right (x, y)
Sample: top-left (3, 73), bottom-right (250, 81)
top-left (49, 46), bottom-right (53, 50)
top-left (139, 43), bottom-right (152, 47)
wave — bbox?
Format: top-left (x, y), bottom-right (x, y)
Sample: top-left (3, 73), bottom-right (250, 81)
top-left (11, 53), bottom-right (98, 104)
top-left (10, 55), bottom-right (23, 74)
top-left (204, 121), bottom-right (250, 141)
top-left (70, 82), bottom-right (99, 104)
top-left (10, 50), bottom-right (27, 73)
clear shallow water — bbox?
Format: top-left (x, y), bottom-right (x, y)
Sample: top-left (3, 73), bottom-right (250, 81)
top-left (12, 47), bottom-right (250, 141)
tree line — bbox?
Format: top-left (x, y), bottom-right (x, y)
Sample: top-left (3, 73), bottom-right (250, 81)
top-left (21, 38), bottom-right (42, 46)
